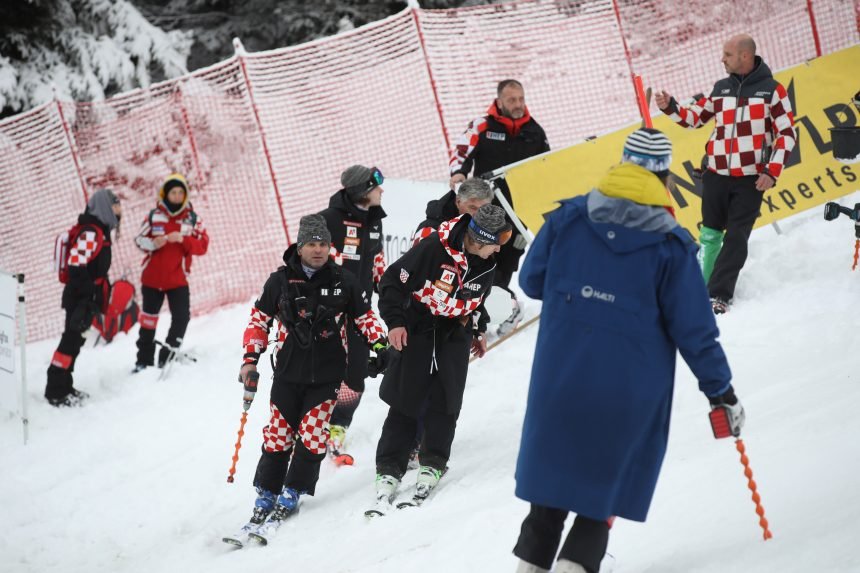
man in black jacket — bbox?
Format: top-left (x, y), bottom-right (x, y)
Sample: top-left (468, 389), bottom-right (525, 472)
top-left (412, 177), bottom-right (494, 245)
top-left (448, 79), bottom-right (550, 334)
top-left (368, 204), bottom-right (510, 514)
top-left (318, 165), bottom-right (386, 458)
top-left (237, 214), bottom-right (387, 534)
top-left (46, 188), bottom-right (122, 407)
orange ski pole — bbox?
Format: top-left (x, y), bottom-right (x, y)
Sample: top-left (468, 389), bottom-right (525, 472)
top-left (735, 438), bottom-right (773, 540)
top-left (226, 370), bottom-right (260, 483)
top-left (226, 411), bottom-right (248, 483)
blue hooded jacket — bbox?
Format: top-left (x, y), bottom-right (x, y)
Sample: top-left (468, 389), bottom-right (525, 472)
top-left (515, 163), bottom-right (731, 522)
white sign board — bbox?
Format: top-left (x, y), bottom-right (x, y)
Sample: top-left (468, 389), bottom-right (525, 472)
top-left (379, 179), bottom-right (449, 266)
top-left (0, 272), bottom-right (16, 375)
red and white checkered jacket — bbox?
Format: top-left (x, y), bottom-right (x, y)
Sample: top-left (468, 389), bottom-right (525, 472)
top-left (662, 57), bottom-right (796, 180)
top-left (378, 215), bottom-right (496, 335)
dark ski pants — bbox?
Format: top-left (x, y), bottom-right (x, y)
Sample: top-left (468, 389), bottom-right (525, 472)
top-left (701, 171), bottom-right (763, 301)
top-left (253, 380), bottom-right (339, 496)
top-left (45, 310), bottom-right (87, 400)
top-left (135, 285), bottom-right (190, 367)
top-left (513, 504), bottom-right (609, 573)
top-left (330, 325), bottom-right (369, 427)
top-left (376, 383), bottom-right (458, 478)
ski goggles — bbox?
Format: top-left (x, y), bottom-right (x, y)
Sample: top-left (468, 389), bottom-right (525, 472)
top-left (468, 218), bottom-right (513, 246)
top-left (359, 167), bottom-right (384, 192)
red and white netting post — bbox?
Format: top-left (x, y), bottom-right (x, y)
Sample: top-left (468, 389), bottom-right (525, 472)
top-left (2, 0), bottom-right (858, 343)
top-left (233, 38), bottom-right (291, 244)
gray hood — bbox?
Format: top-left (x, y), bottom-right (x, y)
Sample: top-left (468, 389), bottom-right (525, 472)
top-left (87, 188), bottom-right (120, 230)
top-left (586, 189), bottom-right (677, 233)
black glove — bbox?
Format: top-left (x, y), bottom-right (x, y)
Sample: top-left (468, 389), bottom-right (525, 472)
top-left (237, 366), bottom-right (260, 412)
top-left (70, 300), bottom-right (99, 333)
top-left (367, 341), bottom-right (392, 378)
top-left (708, 386), bottom-right (745, 439)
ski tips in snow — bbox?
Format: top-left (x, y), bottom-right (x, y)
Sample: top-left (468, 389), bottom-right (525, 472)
top-left (222, 501), bottom-right (300, 548)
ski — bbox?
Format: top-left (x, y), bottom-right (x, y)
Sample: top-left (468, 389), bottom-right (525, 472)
top-left (332, 452), bottom-right (354, 466)
top-left (396, 466), bottom-right (448, 509)
top-left (247, 506), bottom-right (299, 545)
top-left (221, 520), bottom-right (263, 548)
top-left (470, 315), bottom-right (540, 363)
top-left (328, 444), bottom-right (354, 467)
top-left (364, 497), bottom-right (394, 519)
top-left (155, 340), bottom-right (197, 381)
top-left (396, 488), bottom-right (434, 510)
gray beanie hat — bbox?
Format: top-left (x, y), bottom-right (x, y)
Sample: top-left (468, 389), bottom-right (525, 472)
top-left (341, 165), bottom-right (376, 201)
top-left (296, 214), bottom-right (332, 247)
top-left (87, 188), bottom-right (120, 230)
top-left (468, 204), bottom-right (510, 245)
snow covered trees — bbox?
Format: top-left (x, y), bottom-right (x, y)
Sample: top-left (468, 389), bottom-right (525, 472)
top-left (0, 0), bottom-right (191, 117)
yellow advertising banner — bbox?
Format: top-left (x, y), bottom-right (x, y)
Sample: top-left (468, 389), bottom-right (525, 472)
top-left (505, 45), bottom-right (860, 237)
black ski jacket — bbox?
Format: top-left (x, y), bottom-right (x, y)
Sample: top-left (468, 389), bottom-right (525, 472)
top-left (318, 189), bottom-right (386, 296)
top-left (242, 245), bottom-right (386, 386)
top-left (377, 215), bottom-right (496, 415)
top-left (413, 190), bottom-right (459, 241)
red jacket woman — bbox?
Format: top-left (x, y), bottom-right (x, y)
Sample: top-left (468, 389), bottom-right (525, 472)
top-left (133, 173), bottom-right (209, 371)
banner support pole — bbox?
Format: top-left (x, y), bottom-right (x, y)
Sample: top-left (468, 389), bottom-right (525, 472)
top-left (17, 274), bottom-right (28, 445)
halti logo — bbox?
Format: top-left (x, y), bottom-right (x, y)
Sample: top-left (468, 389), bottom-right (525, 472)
top-left (721, 89), bottom-right (731, 94)
top-left (581, 285), bottom-right (615, 303)
top-left (486, 131), bottom-right (506, 141)
top-left (754, 91), bottom-right (771, 97)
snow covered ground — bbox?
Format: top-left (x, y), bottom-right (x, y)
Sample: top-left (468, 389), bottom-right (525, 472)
top-left (2, 192), bottom-right (860, 573)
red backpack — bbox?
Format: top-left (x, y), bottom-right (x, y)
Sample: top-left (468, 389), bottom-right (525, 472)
top-left (92, 279), bottom-right (140, 343)
top-left (54, 224), bottom-right (106, 284)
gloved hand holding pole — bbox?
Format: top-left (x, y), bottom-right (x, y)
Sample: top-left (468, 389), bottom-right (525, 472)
top-left (227, 369), bottom-right (260, 483)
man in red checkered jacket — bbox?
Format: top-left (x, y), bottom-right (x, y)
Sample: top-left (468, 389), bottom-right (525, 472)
top-left (656, 34), bottom-right (796, 315)
top-left (236, 214), bottom-right (387, 529)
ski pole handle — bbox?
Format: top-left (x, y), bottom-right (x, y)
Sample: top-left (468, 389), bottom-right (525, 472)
top-left (241, 370), bottom-right (260, 411)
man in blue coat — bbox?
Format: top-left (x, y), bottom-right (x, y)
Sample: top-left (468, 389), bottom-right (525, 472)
top-left (513, 128), bottom-right (745, 573)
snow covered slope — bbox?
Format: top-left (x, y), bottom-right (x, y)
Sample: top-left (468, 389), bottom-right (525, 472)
top-left (2, 193), bottom-right (860, 573)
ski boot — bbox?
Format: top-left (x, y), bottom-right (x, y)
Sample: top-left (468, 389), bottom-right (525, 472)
top-left (222, 487), bottom-right (275, 547)
top-left (248, 487), bottom-right (301, 544)
top-left (413, 465), bottom-right (443, 503)
top-left (496, 293), bottom-right (524, 337)
top-left (365, 474), bottom-right (400, 518)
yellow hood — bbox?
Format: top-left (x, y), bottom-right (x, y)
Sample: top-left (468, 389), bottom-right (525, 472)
top-left (159, 173), bottom-right (190, 210)
top-left (596, 163), bottom-right (671, 208)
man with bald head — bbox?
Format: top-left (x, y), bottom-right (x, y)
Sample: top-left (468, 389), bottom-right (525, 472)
top-left (655, 34), bottom-right (796, 315)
